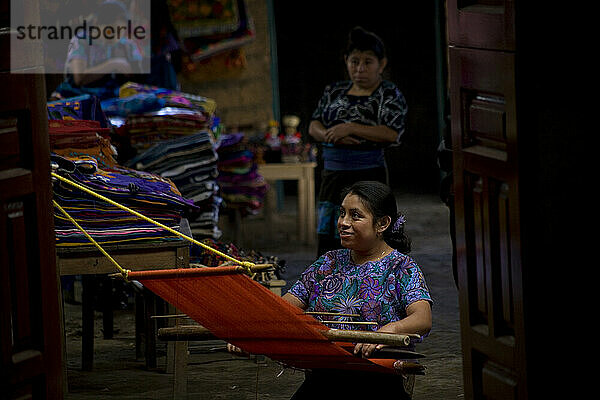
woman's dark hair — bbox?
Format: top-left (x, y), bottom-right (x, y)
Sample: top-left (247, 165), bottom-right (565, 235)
top-left (344, 26), bottom-right (386, 60)
top-left (341, 181), bottom-right (411, 253)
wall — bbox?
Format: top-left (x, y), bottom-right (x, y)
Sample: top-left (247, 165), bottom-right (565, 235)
top-left (177, 0), bottom-right (275, 130)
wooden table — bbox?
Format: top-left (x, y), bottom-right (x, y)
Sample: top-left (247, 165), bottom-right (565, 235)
top-left (258, 162), bottom-right (317, 245)
top-left (56, 221), bottom-right (191, 370)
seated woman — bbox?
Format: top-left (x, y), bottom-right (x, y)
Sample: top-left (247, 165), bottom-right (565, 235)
top-left (230, 180), bottom-right (432, 399)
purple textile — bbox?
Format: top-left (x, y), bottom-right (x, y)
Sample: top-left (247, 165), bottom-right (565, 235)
top-left (287, 248), bottom-right (432, 332)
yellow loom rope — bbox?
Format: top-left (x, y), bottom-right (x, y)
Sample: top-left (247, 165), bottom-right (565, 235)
top-left (51, 172), bottom-right (255, 273)
top-left (53, 199), bottom-right (130, 279)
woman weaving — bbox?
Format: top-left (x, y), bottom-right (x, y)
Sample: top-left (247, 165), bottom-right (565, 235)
top-left (230, 181), bottom-right (432, 398)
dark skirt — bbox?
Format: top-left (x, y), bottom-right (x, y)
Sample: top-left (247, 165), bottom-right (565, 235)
top-left (290, 368), bottom-right (414, 399)
top-left (316, 167), bottom-right (387, 257)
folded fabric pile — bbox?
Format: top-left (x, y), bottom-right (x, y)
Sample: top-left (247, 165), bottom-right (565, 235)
top-left (216, 133), bottom-right (268, 216)
top-left (108, 81), bottom-right (217, 153)
top-left (125, 130), bottom-right (222, 239)
top-left (48, 94), bottom-right (110, 128)
top-left (51, 153), bottom-right (197, 248)
top-left (48, 119), bottom-right (117, 170)
top-left (104, 82), bottom-right (221, 239)
top-left (47, 94), bottom-right (198, 248)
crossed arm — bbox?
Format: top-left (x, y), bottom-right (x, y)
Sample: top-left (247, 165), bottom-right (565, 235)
top-left (69, 57), bottom-right (133, 86)
top-left (308, 120), bottom-right (398, 145)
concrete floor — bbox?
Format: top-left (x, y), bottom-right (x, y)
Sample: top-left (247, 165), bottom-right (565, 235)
top-left (62, 190), bottom-right (464, 399)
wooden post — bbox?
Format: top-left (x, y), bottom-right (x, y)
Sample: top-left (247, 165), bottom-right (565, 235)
top-left (101, 277), bottom-right (113, 339)
top-left (144, 287), bottom-right (157, 369)
top-left (172, 340), bottom-right (188, 399)
top-left (81, 275), bottom-right (95, 371)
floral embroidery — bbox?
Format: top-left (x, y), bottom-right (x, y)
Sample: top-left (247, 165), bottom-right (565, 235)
top-left (288, 249), bottom-right (432, 331)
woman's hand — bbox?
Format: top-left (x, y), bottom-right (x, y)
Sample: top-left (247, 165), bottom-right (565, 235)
top-left (324, 123), bottom-right (354, 144)
top-left (353, 342), bottom-right (386, 358)
top-left (353, 301), bottom-right (431, 358)
top-left (353, 325), bottom-right (396, 358)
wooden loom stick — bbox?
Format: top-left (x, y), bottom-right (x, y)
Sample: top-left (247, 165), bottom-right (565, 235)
top-left (334, 342), bottom-right (426, 359)
top-left (324, 329), bottom-right (417, 347)
top-left (305, 311), bottom-right (361, 318)
top-left (150, 314), bottom-right (188, 319)
top-left (157, 326), bottom-right (426, 360)
top-left (394, 360), bottom-right (426, 375)
top-left (320, 320), bottom-right (378, 326)
top-left (157, 325), bottom-right (416, 347)
top-left (158, 325), bottom-right (216, 341)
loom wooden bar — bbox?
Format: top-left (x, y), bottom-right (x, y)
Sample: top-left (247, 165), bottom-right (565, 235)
top-left (158, 325), bottom-right (216, 341)
top-left (323, 330), bottom-right (415, 347)
top-left (393, 360), bottom-right (426, 375)
top-left (305, 311), bottom-right (361, 317)
top-left (158, 326), bottom-right (425, 360)
top-left (372, 348), bottom-right (426, 360)
top-left (320, 320), bottom-right (379, 326)
top-left (158, 325), bottom-right (415, 348)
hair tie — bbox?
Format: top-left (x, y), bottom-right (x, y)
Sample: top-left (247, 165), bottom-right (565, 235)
top-left (392, 215), bottom-right (406, 233)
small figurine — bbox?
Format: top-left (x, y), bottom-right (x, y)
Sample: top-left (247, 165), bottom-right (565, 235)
top-left (281, 115), bottom-right (302, 162)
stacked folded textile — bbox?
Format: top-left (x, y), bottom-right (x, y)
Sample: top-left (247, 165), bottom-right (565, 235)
top-left (47, 94), bottom-right (110, 128)
top-left (51, 153), bottom-right (197, 247)
top-left (126, 131), bottom-right (222, 239)
top-left (217, 133), bottom-right (268, 216)
top-left (109, 82), bottom-right (217, 152)
top-left (48, 119), bottom-right (118, 169)
top-left (94, 82), bottom-right (223, 239)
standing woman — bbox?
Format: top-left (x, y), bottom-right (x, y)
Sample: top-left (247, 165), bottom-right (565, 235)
top-left (309, 26), bottom-right (408, 256)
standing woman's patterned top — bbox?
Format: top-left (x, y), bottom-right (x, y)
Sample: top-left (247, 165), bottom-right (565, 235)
top-left (311, 80), bottom-right (408, 171)
top-left (287, 248), bottom-right (432, 332)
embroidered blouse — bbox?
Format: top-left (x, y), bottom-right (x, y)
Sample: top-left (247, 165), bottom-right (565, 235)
top-left (287, 248), bottom-right (432, 331)
top-left (311, 80), bottom-right (408, 171)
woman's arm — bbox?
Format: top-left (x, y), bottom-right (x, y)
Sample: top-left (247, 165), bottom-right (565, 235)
top-left (282, 292), bottom-right (307, 310)
top-left (310, 120), bottom-right (398, 144)
top-left (354, 300), bottom-right (432, 357)
top-left (325, 122), bottom-right (398, 144)
top-left (69, 57), bottom-right (133, 86)
top-left (308, 120), bottom-right (327, 142)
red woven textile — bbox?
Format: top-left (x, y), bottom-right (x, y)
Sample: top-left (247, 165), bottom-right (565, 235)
top-left (128, 267), bottom-right (397, 373)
